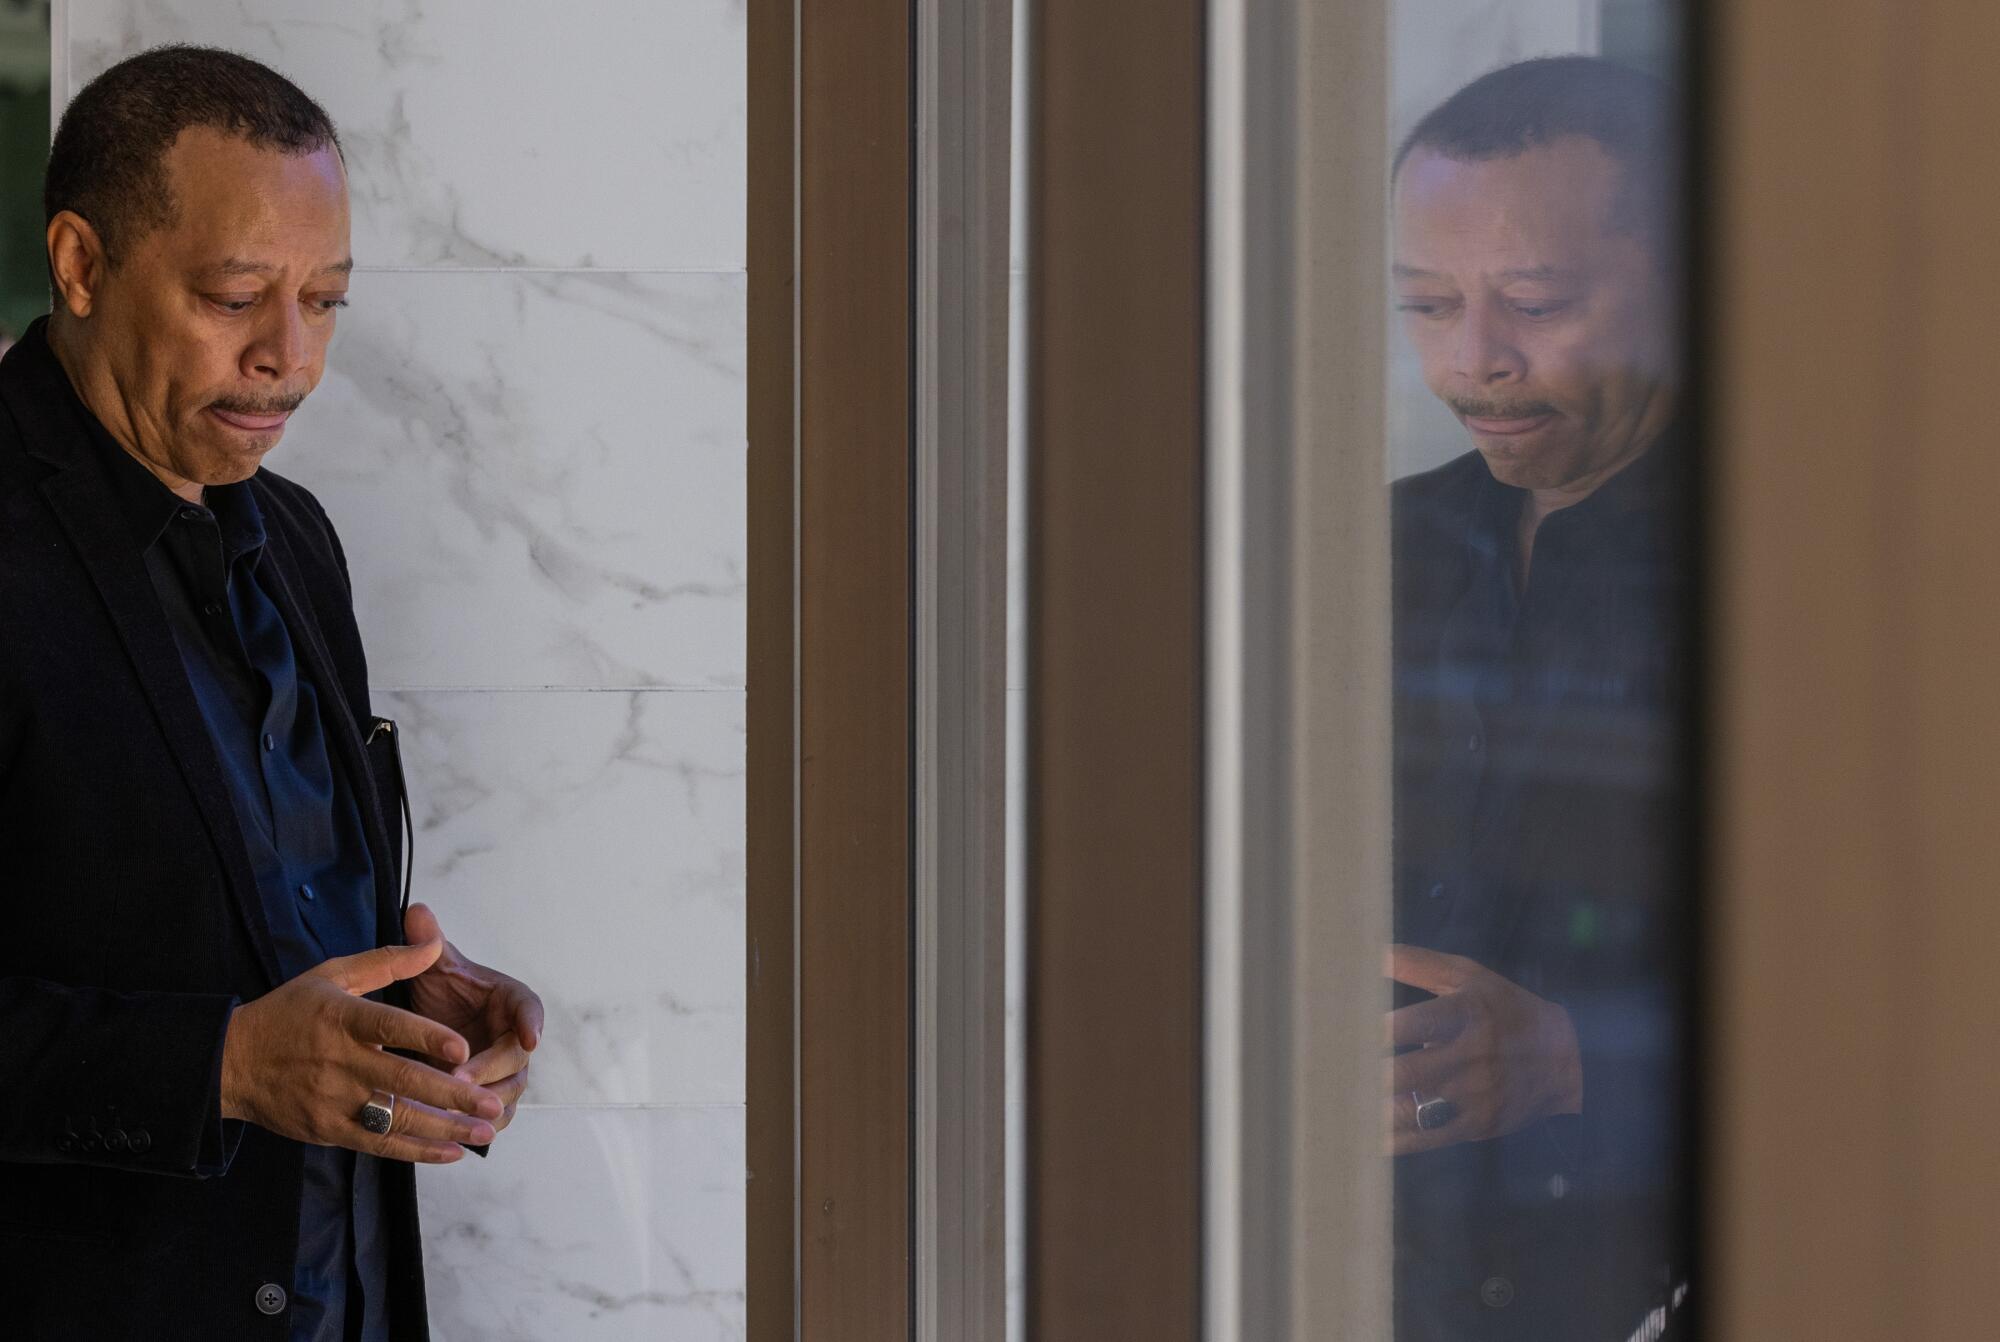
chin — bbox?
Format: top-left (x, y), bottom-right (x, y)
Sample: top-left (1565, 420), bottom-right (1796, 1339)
top-left (1473, 439), bottom-right (1587, 493)
top-left (194, 447), bottom-right (274, 486)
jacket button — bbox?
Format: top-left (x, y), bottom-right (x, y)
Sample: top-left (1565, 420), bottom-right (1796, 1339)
top-left (105, 1129), bottom-right (129, 1152)
top-left (129, 1129), bottom-right (152, 1154)
top-left (255, 1283), bottom-right (287, 1315)
top-left (1480, 1275), bottom-right (1515, 1309)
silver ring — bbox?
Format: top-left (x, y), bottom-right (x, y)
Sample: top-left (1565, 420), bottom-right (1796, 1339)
top-left (359, 1092), bottom-right (396, 1136)
top-left (1414, 1092), bottom-right (1459, 1132)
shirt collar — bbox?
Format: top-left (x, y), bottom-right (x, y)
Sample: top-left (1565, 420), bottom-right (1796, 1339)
top-left (203, 476), bottom-right (269, 569)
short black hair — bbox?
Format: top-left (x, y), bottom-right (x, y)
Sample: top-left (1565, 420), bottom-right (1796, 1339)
top-left (1394, 56), bottom-right (1676, 255)
top-left (45, 44), bottom-right (341, 267)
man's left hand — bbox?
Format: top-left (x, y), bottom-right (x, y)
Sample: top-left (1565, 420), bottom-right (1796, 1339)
top-left (401, 902), bottom-right (544, 1139)
top-left (1385, 944), bottom-right (1582, 1156)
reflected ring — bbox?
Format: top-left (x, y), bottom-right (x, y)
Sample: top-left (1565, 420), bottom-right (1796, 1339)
top-left (359, 1092), bottom-right (396, 1136)
top-left (1414, 1093), bottom-right (1459, 1132)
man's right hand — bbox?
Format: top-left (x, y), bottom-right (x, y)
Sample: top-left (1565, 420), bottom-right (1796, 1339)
top-left (220, 937), bottom-right (504, 1164)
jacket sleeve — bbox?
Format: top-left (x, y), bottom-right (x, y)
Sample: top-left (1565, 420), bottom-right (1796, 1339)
top-left (0, 976), bottom-right (247, 1178)
top-left (1550, 979), bottom-right (1679, 1191)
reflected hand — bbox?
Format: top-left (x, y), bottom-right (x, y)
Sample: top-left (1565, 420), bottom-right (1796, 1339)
top-left (401, 903), bottom-right (545, 1137)
top-left (1383, 944), bottom-right (1582, 1156)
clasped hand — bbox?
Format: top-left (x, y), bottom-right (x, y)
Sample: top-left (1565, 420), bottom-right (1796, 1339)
top-left (220, 902), bottom-right (544, 1165)
top-left (1384, 944), bottom-right (1582, 1156)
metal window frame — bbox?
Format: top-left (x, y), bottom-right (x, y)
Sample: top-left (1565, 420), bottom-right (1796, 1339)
top-left (748, 1), bottom-right (918, 1338)
top-left (1204, 1), bottom-right (1394, 1338)
top-left (913, 0), bottom-right (1015, 1337)
top-left (752, 0), bottom-right (1015, 1336)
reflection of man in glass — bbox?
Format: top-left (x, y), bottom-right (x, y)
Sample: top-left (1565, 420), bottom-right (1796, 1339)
top-left (1389, 57), bottom-right (1689, 1341)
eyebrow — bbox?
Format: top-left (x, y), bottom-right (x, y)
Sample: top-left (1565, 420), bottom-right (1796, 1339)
top-left (211, 256), bottom-right (355, 277)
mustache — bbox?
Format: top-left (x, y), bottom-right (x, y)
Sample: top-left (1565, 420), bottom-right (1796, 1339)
top-left (210, 391), bottom-right (307, 416)
top-left (1447, 396), bottom-right (1557, 420)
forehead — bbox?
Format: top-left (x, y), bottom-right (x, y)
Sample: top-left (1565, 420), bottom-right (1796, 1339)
top-left (152, 126), bottom-right (349, 259)
top-left (1392, 137), bottom-right (1628, 278)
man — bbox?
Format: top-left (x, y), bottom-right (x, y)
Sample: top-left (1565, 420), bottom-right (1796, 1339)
top-left (1387, 57), bottom-right (1691, 1340)
top-left (0, 47), bottom-right (543, 1339)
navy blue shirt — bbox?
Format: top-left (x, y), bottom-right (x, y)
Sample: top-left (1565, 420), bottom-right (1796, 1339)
top-left (85, 418), bottom-right (391, 1342)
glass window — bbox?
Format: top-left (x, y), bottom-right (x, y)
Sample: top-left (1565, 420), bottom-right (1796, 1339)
top-left (1386, 7), bottom-right (1694, 1339)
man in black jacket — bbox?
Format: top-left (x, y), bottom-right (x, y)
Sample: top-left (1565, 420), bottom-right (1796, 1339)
top-left (0, 46), bottom-right (542, 1339)
top-left (1387, 58), bottom-right (1692, 1340)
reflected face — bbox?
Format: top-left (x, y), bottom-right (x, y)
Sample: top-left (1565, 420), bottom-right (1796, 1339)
top-left (1392, 137), bottom-right (1676, 492)
top-left (68, 126), bottom-right (351, 489)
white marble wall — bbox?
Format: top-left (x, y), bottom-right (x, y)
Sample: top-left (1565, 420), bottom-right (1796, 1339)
top-left (62, 4), bottom-right (747, 1337)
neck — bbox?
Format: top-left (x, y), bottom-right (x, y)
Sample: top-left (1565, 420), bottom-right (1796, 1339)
top-left (1525, 439), bottom-right (1649, 527)
top-left (46, 316), bottom-right (204, 505)
top-left (1514, 423), bottom-right (1668, 584)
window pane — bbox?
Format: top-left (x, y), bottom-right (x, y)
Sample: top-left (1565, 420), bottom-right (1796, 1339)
top-left (1386, 7), bottom-right (1694, 1339)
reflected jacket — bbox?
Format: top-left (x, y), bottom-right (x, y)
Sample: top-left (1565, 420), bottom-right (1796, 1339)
top-left (1392, 441), bottom-right (1693, 1342)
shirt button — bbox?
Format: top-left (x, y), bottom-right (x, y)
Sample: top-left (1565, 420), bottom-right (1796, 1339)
top-left (1480, 1276), bottom-right (1515, 1309)
top-left (1466, 733), bottom-right (1482, 754)
top-left (254, 1282), bottom-right (287, 1315)
top-left (262, 733), bottom-right (276, 752)
top-left (179, 507), bottom-right (206, 522)
top-left (298, 883), bottom-right (316, 903)
top-left (1428, 882), bottom-right (1447, 901)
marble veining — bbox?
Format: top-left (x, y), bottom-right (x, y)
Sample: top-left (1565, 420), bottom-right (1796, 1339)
top-left (67, 0), bottom-right (747, 270)
top-left (417, 1105), bottom-right (746, 1342)
top-left (290, 269), bottom-right (745, 690)
top-left (376, 688), bottom-right (745, 1107)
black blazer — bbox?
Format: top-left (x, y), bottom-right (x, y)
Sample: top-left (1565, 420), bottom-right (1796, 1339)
top-left (0, 321), bottom-right (429, 1340)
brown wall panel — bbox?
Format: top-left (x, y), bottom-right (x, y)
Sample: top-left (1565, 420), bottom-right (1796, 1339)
top-left (1026, 1), bottom-right (1206, 1338)
top-left (751, 1), bottom-right (916, 1337)
top-left (797, 1), bottom-right (916, 1339)
top-left (1709, 0), bottom-right (2000, 1337)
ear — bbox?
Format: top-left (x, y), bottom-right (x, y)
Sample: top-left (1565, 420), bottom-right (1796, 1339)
top-left (47, 211), bottom-right (108, 320)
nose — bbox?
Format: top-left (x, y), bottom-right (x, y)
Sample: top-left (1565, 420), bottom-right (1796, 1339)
top-left (244, 299), bottom-right (310, 383)
top-left (1450, 298), bottom-right (1525, 386)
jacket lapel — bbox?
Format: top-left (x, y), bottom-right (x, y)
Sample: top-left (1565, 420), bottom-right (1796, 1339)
top-left (37, 464), bottom-right (286, 990)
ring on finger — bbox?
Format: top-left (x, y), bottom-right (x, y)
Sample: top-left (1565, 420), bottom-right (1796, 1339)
top-left (1412, 1090), bottom-right (1459, 1132)
top-left (359, 1090), bottom-right (397, 1136)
